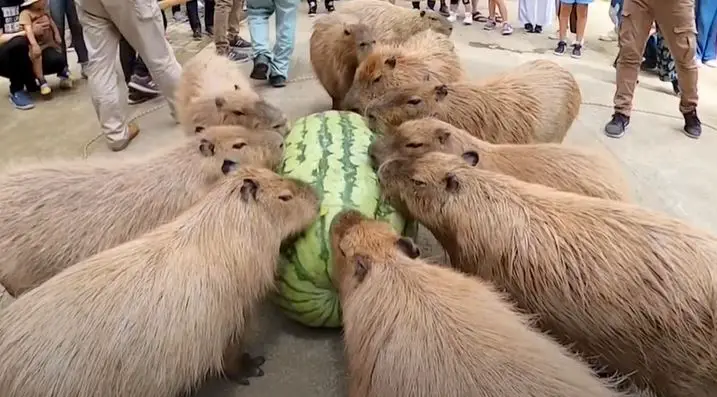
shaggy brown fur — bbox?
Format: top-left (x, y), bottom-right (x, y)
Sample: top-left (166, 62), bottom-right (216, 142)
top-left (377, 151), bottom-right (717, 397)
top-left (176, 52), bottom-right (288, 136)
top-left (342, 29), bottom-right (463, 112)
top-left (369, 117), bottom-right (631, 201)
top-left (365, 59), bottom-right (581, 143)
top-left (0, 168), bottom-right (319, 397)
top-left (310, 13), bottom-right (375, 110)
top-left (334, 0), bottom-right (453, 42)
top-left (330, 210), bottom-right (624, 397)
top-left (0, 126), bottom-right (284, 297)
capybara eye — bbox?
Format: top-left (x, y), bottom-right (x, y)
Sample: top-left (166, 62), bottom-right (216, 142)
top-left (232, 142), bottom-right (246, 150)
top-left (194, 126), bottom-right (205, 133)
top-left (406, 143), bottom-right (423, 148)
top-left (411, 178), bottom-right (426, 187)
top-left (279, 142), bottom-right (284, 149)
top-left (232, 110), bottom-right (245, 116)
top-left (373, 76), bottom-right (382, 83)
top-left (278, 194), bottom-right (293, 202)
top-left (407, 98), bottom-right (422, 105)
top-left (360, 42), bottom-right (367, 47)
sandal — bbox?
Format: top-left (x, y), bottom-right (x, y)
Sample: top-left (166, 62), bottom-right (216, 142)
top-left (473, 11), bottom-right (486, 22)
top-left (495, 15), bottom-right (503, 23)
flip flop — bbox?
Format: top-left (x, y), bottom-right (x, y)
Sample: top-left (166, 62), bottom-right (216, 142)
top-left (473, 12), bottom-right (487, 21)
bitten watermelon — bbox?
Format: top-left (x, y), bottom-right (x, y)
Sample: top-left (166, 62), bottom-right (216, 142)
top-left (275, 110), bottom-right (414, 328)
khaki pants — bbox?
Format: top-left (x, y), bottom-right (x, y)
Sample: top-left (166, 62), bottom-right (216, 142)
top-left (75, 0), bottom-right (181, 142)
top-left (214, 0), bottom-right (245, 54)
top-left (614, 0), bottom-right (698, 116)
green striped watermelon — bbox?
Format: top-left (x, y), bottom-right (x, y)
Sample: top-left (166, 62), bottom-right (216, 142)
top-left (275, 110), bottom-right (416, 328)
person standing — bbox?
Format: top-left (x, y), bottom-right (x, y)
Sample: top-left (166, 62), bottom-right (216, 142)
top-left (48, 0), bottom-right (88, 77)
top-left (599, 0), bottom-right (622, 41)
top-left (214, 0), bottom-right (251, 61)
top-left (696, 0), bottom-right (717, 67)
top-left (518, 0), bottom-right (555, 33)
top-left (553, 0), bottom-right (591, 58)
top-left (247, 0), bottom-right (297, 87)
top-left (605, 0), bottom-right (701, 139)
top-left (75, 0), bottom-right (182, 151)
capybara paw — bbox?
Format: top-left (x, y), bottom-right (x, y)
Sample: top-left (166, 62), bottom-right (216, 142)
top-left (227, 353), bottom-right (265, 385)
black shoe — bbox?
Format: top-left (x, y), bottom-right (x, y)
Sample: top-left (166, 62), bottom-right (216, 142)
top-left (604, 113), bottom-right (630, 139)
top-left (553, 40), bottom-right (567, 56)
top-left (427, 0), bottom-right (435, 9)
top-left (672, 79), bottom-right (680, 96)
top-left (571, 43), bottom-right (583, 59)
top-left (193, 29), bottom-right (202, 40)
top-left (412, 1), bottom-right (420, 9)
top-left (269, 75), bottom-right (287, 87)
top-left (308, 0), bottom-right (317, 16)
top-left (229, 35), bottom-right (252, 49)
top-left (325, 0), bottom-right (334, 11)
top-left (439, 4), bottom-right (449, 16)
top-left (640, 60), bottom-right (657, 71)
top-left (524, 23), bottom-right (533, 32)
top-left (128, 88), bottom-right (159, 105)
top-left (534, 24), bottom-right (542, 33)
top-left (225, 49), bottom-right (251, 63)
top-left (682, 110), bottom-right (701, 139)
top-left (205, 26), bottom-right (214, 36)
top-left (250, 55), bottom-right (270, 80)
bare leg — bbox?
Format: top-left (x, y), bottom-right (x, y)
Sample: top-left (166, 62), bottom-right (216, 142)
top-left (575, 4), bottom-right (588, 43)
top-left (558, 3), bottom-right (570, 40)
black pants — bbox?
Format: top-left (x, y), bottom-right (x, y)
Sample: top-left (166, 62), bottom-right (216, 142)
top-left (173, 0), bottom-right (211, 30)
top-left (0, 36), bottom-right (66, 93)
top-left (118, 8), bottom-right (168, 83)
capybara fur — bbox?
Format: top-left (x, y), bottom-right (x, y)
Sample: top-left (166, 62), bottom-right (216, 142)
top-left (0, 167), bottom-right (319, 397)
top-left (342, 29), bottom-right (463, 112)
top-left (377, 150), bottom-right (717, 397)
top-left (0, 125), bottom-right (284, 297)
top-left (310, 13), bottom-right (375, 110)
top-left (330, 209), bottom-right (625, 397)
top-left (365, 59), bottom-right (581, 143)
top-left (335, 0), bottom-right (452, 42)
top-left (369, 117), bottom-right (631, 201)
top-left (176, 51), bottom-right (288, 136)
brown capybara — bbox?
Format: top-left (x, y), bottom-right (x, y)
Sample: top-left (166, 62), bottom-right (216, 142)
top-left (176, 51), bottom-right (289, 136)
top-left (335, 0), bottom-right (453, 42)
top-left (0, 167), bottom-right (319, 397)
top-left (330, 209), bottom-right (625, 397)
top-left (310, 13), bottom-right (375, 110)
top-left (365, 59), bottom-right (581, 143)
top-left (377, 150), bottom-right (717, 397)
top-left (0, 125), bottom-right (284, 297)
top-left (341, 29), bottom-right (464, 112)
top-left (369, 117), bottom-right (631, 201)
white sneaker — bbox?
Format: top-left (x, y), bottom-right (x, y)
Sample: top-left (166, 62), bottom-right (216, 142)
top-left (447, 11), bottom-right (457, 22)
top-left (704, 59), bottom-right (717, 68)
top-left (599, 29), bottom-right (617, 42)
top-left (549, 30), bottom-right (559, 40)
top-left (463, 11), bottom-right (472, 25)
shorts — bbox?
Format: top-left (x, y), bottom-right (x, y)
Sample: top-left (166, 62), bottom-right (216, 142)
top-left (560, 0), bottom-right (593, 4)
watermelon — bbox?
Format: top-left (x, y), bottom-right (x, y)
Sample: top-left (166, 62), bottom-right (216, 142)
top-left (274, 110), bottom-right (416, 328)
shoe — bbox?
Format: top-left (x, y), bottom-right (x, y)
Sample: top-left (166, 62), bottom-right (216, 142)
top-left (250, 55), bottom-right (270, 80)
top-left (463, 12), bottom-right (472, 25)
top-left (672, 79), bottom-right (680, 96)
top-left (227, 49), bottom-right (251, 63)
top-left (473, 12), bottom-right (487, 22)
top-left (229, 35), bottom-right (252, 49)
top-left (553, 40), bottom-right (567, 56)
top-left (205, 26), bottom-right (214, 36)
top-left (599, 30), bottom-right (618, 42)
top-left (447, 11), bottom-right (457, 22)
top-left (604, 113), bottom-right (630, 139)
top-left (8, 90), bottom-right (35, 110)
top-left (128, 88), bottom-right (159, 105)
top-left (128, 75), bottom-right (160, 95)
top-left (325, 0), bottom-right (335, 12)
top-left (57, 69), bottom-right (73, 89)
top-left (439, 4), bottom-right (449, 16)
top-left (571, 43), bottom-right (583, 59)
top-left (524, 23), bottom-right (534, 32)
top-left (38, 79), bottom-right (52, 96)
top-left (80, 62), bottom-right (88, 79)
top-left (193, 29), bottom-right (202, 40)
top-left (501, 22), bottom-right (513, 35)
top-left (534, 24), bottom-right (542, 33)
top-left (269, 75), bottom-right (287, 87)
top-left (483, 19), bottom-right (496, 30)
top-left (108, 121), bottom-right (140, 152)
top-left (682, 110), bottom-right (701, 139)
top-left (704, 59), bottom-right (717, 68)
top-left (308, 0), bottom-right (317, 16)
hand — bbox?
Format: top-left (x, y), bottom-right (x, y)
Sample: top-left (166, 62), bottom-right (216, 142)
top-left (31, 44), bottom-right (41, 57)
top-left (54, 34), bottom-right (61, 44)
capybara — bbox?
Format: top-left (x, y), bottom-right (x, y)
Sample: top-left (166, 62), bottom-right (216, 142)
top-left (369, 117), bottom-right (631, 201)
top-left (377, 150), bottom-right (717, 397)
top-left (176, 51), bottom-right (289, 136)
top-left (0, 125), bottom-right (284, 297)
top-left (330, 209), bottom-right (624, 397)
top-left (365, 59), bottom-right (581, 143)
top-left (335, 0), bottom-right (453, 42)
top-left (342, 29), bottom-right (464, 112)
top-left (0, 167), bottom-right (319, 397)
top-left (310, 13), bottom-right (375, 110)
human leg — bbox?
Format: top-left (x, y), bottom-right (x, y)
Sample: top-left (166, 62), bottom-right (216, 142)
top-left (214, 0), bottom-right (233, 54)
top-left (186, 0), bottom-right (202, 37)
top-left (448, 0), bottom-right (458, 21)
top-left (205, 0), bottom-right (215, 32)
top-left (228, 0), bottom-right (251, 48)
top-left (554, 1), bottom-right (572, 54)
top-left (696, 0), bottom-right (717, 63)
top-left (247, 0), bottom-right (273, 79)
top-left (570, 2), bottom-right (590, 57)
top-left (0, 37), bottom-right (36, 109)
top-left (461, 0), bottom-right (472, 24)
top-left (65, 0), bottom-right (89, 66)
top-left (270, 0), bottom-right (298, 85)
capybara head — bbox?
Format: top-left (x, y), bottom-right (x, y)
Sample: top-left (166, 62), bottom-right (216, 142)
top-left (377, 150), bottom-right (478, 218)
top-left (368, 117), bottom-right (468, 168)
top-left (330, 209), bottom-right (420, 297)
top-left (364, 82), bottom-right (449, 133)
top-left (198, 125), bottom-right (285, 170)
top-left (190, 89), bottom-right (289, 136)
top-left (418, 9), bottom-right (453, 37)
top-left (347, 22), bottom-right (376, 62)
top-left (225, 167), bottom-right (320, 240)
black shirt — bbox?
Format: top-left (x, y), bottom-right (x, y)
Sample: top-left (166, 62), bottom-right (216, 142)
top-left (1, 0), bottom-right (23, 34)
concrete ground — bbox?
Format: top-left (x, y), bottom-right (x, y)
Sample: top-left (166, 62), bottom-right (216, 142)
top-left (1, 0), bottom-right (717, 396)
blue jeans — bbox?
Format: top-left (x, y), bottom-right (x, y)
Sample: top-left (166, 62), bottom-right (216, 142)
top-left (696, 0), bottom-right (717, 61)
top-left (49, 0), bottom-right (89, 65)
top-left (610, 0), bottom-right (623, 27)
top-left (247, 0), bottom-right (298, 78)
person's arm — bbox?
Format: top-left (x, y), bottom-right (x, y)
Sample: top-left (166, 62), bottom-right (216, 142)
top-left (158, 0), bottom-right (188, 10)
top-left (19, 11), bottom-right (40, 55)
top-left (48, 15), bottom-right (62, 44)
top-left (0, 29), bottom-right (27, 46)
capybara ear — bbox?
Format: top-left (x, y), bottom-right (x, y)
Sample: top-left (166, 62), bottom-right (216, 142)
top-left (215, 96), bottom-right (226, 109)
top-left (199, 138), bottom-right (215, 157)
top-left (385, 56), bottom-right (397, 69)
top-left (435, 84), bottom-right (449, 100)
top-left (354, 255), bottom-right (371, 283)
top-left (396, 237), bottom-right (420, 259)
top-left (420, 10), bottom-right (426, 17)
top-left (444, 172), bottom-right (459, 192)
top-left (436, 128), bottom-right (450, 144)
top-left (221, 159), bottom-right (237, 175)
top-left (195, 126), bottom-right (205, 134)
top-left (461, 151), bottom-right (479, 166)
top-left (240, 178), bottom-right (259, 202)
